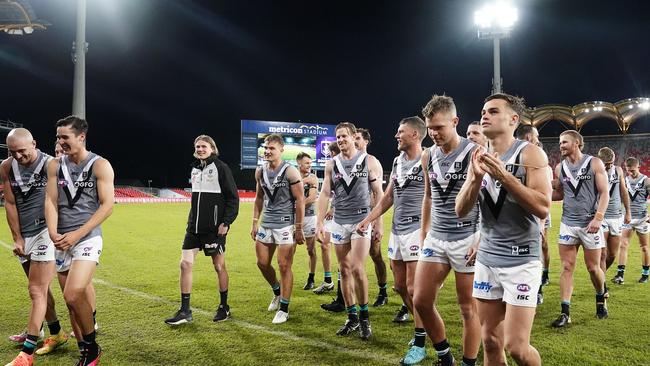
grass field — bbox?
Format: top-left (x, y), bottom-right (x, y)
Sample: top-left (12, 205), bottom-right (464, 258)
top-left (1, 202), bottom-right (649, 365)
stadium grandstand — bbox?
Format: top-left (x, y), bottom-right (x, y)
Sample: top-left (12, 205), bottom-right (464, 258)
top-left (522, 98), bottom-right (650, 175)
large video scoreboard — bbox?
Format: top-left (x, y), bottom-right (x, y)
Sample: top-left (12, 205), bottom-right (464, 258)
top-left (241, 120), bottom-right (337, 170)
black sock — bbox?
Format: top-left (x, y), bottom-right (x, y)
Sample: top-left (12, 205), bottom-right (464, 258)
top-left (538, 285), bottom-right (543, 295)
top-left (596, 293), bottom-right (605, 304)
top-left (414, 328), bottom-right (426, 348)
top-left (324, 272), bottom-right (332, 284)
top-left (378, 283), bottom-right (388, 297)
top-left (561, 302), bottom-right (570, 316)
top-left (401, 303), bottom-right (408, 313)
top-left (308, 273), bottom-right (315, 282)
top-left (220, 290), bottom-right (228, 307)
top-left (77, 342), bottom-right (85, 351)
top-left (359, 303), bottom-right (369, 320)
top-left (617, 265), bottom-right (626, 275)
top-left (92, 310), bottom-right (97, 325)
top-left (433, 339), bottom-right (452, 362)
top-left (272, 283), bottom-right (281, 296)
top-left (462, 356), bottom-right (477, 366)
top-left (336, 276), bottom-right (343, 302)
top-left (181, 293), bottom-right (191, 311)
top-left (47, 320), bottom-right (61, 335)
top-left (83, 331), bottom-right (96, 345)
top-left (21, 334), bottom-right (38, 355)
top-left (346, 305), bottom-right (358, 322)
top-left (279, 298), bottom-right (289, 313)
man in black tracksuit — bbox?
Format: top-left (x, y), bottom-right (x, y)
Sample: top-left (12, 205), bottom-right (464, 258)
top-left (165, 135), bottom-right (239, 325)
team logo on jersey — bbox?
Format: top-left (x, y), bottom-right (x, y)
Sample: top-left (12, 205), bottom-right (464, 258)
top-left (511, 245), bottom-right (530, 255)
top-left (82, 171), bottom-right (88, 179)
top-left (261, 163), bottom-right (290, 203)
top-left (506, 164), bottom-right (514, 173)
top-left (454, 161), bottom-right (462, 170)
top-left (481, 142), bottom-right (527, 219)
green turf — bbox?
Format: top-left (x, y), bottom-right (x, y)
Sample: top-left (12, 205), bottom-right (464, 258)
top-left (1, 202), bottom-right (649, 365)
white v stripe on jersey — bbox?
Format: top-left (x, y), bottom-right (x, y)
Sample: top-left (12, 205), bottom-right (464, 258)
top-left (60, 155), bottom-right (100, 198)
top-left (395, 152), bottom-right (422, 188)
top-left (483, 142), bottom-right (528, 203)
top-left (627, 174), bottom-right (647, 196)
top-left (11, 156), bottom-right (47, 193)
top-left (561, 156), bottom-right (593, 190)
top-left (334, 152), bottom-right (367, 186)
top-left (429, 142), bottom-right (474, 190)
top-left (263, 162), bottom-right (290, 189)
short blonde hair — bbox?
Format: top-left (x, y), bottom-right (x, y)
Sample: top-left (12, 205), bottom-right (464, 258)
top-left (194, 135), bottom-right (219, 158)
top-left (598, 147), bottom-right (615, 163)
top-left (560, 130), bottom-right (584, 150)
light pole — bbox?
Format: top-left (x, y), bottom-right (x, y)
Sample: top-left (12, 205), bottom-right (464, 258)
top-left (72, 0), bottom-right (88, 118)
top-left (474, 2), bottom-right (518, 94)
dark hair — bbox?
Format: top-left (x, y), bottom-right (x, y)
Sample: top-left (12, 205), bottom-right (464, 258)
top-left (356, 128), bottom-right (371, 145)
top-left (400, 116), bottom-right (426, 142)
top-left (514, 124), bottom-right (536, 140)
top-left (484, 93), bottom-right (526, 118)
top-left (56, 116), bottom-right (88, 136)
top-left (469, 121), bottom-right (481, 126)
top-left (422, 94), bottom-right (456, 118)
top-left (296, 152), bottom-right (311, 161)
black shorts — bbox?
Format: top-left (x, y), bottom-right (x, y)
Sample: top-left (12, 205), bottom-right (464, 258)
top-left (183, 232), bottom-right (226, 256)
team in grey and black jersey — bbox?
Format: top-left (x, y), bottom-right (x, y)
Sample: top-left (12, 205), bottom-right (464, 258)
top-left (614, 156), bottom-right (650, 284)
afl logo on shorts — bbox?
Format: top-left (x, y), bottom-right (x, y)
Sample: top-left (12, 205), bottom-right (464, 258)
top-left (409, 245), bottom-right (419, 251)
top-left (37, 245), bottom-right (48, 250)
top-left (429, 172), bottom-right (437, 180)
top-left (517, 284), bottom-right (530, 292)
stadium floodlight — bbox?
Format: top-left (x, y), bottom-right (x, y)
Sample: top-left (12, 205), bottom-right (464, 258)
top-left (641, 101), bottom-right (650, 110)
top-left (474, 1), bottom-right (518, 94)
top-left (0, 0), bottom-right (49, 35)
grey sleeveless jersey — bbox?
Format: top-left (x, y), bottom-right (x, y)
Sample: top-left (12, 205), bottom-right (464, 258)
top-left (604, 166), bottom-right (622, 219)
top-left (9, 150), bottom-right (50, 237)
top-left (428, 137), bottom-right (479, 241)
top-left (260, 161), bottom-right (295, 229)
top-left (477, 140), bottom-right (540, 268)
top-left (391, 151), bottom-right (425, 235)
top-left (626, 174), bottom-right (649, 218)
top-left (303, 173), bottom-right (316, 217)
top-left (560, 154), bottom-right (598, 227)
top-left (57, 152), bottom-right (102, 241)
top-left (331, 151), bottom-right (371, 224)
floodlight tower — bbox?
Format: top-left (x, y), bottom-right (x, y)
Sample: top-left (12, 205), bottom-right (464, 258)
top-left (72, 0), bottom-right (88, 118)
top-left (474, 2), bottom-right (518, 94)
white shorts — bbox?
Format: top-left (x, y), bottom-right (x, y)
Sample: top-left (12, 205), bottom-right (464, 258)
top-left (303, 216), bottom-right (316, 238)
top-left (329, 221), bottom-right (371, 245)
top-left (56, 235), bottom-right (103, 273)
top-left (19, 228), bottom-right (55, 264)
top-left (558, 222), bottom-right (605, 249)
top-left (472, 260), bottom-right (542, 308)
top-left (323, 218), bottom-right (334, 233)
top-left (256, 225), bottom-right (295, 245)
top-left (388, 229), bottom-right (421, 262)
top-left (420, 231), bottom-right (479, 273)
top-left (623, 218), bottom-right (650, 234)
top-left (602, 217), bottom-right (623, 237)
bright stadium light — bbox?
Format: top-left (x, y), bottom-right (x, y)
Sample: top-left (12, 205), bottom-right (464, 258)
top-left (641, 101), bottom-right (650, 110)
top-left (474, 1), bottom-right (518, 94)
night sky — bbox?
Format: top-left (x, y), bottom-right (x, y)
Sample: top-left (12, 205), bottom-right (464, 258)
top-left (2, 0), bottom-right (649, 189)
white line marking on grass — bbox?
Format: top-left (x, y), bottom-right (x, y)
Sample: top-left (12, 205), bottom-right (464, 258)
top-left (0, 240), bottom-right (393, 365)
